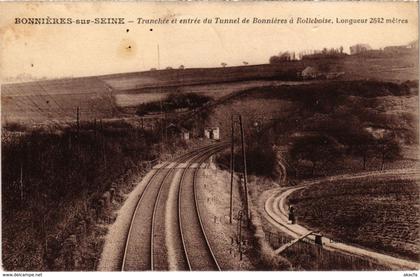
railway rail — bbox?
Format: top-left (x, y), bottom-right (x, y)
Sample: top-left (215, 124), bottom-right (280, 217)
top-left (178, 148), bottom-right (222, 270)
top-left (263, 170), bottom-right (420, 270)
top-left (122, 143), bottom-right (227, 271)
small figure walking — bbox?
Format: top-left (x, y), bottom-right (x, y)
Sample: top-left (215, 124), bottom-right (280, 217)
top-left (288, 204), bottom-right (296, 224)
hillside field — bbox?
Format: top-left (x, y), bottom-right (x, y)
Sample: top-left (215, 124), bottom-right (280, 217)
top-left (287, 178), bottom-right (420, 262)
top-left (2, 50), bottom-right (417, 126)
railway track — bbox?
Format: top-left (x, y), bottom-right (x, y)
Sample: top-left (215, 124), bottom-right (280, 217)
top-left (122, 143), bottom-right (227, 271)
top-left (263, 171), bottom-right (420, 270)
top-left (178, 148), bottom-right (222, 270)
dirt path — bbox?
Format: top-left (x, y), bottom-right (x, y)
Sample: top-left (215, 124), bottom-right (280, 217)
top-left (263, 169), bottom-right (420, 270)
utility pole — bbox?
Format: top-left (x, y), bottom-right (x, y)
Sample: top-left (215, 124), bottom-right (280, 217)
top-left (239, 115), bottom-right (250, 220)
top-left (237, 210), bottom-right (243, 260)
top-left (157, 44), bottom-right (160, 70)
top-left (100, 119), bottom-right (106, 167)
top-left (164, 111), bottom-right (168, 143)
top-left (76, 106), bottom-right (80, 132)
top-left (160, 101), bottom-right (164, 153)
top-left (94, 118), bottom-right (97, 140)
top-left (20, 161), bottom-right (24, 203)
top-left (230, 115), bottom-right (235, 224)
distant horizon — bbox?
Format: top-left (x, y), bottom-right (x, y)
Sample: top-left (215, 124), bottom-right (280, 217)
top-left (1, 2), bottom-right (417, 82)
top-left (1, 39), bottom-right (417, 85)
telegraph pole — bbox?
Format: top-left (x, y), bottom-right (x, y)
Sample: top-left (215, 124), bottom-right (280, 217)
top-left (94, 118), bottom-right (97, 139)
top-left (230, 115), bottom-right (235, 224)
top-left (160, 101), bottom-right (164, 153)
top-left (166, 116), bottom-right (168, 142)
top-left (237, 210), bottom-right (243, 261)
top-left (100, 119), bottom-right (106, 167)
top-left (76, 106), bottom-right (80, 152)
top-left (20, 161), bottom-right (24, 203)
top-left (239, 115), bottom-right (250, 220)
top-left (76, 106), bottom-right (80, 132)
top-left (157, 44), bottom-right (160, 70)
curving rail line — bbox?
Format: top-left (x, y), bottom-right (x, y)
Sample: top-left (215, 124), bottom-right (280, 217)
top-left (152, 144), bottom-right (226, 270)
top-left (263, 171), bottom-right (420, 270)
top-left (178, 147), bottom-right (223, 271)
top-left (121, 143), bottom-right (227, 271)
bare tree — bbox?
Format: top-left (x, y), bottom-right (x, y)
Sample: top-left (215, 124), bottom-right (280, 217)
top-left (348, 131), bottom-right (377, 170)
top-left (290, 135), bottom-right (344, 176)
top-left (374, 134), bottom-right (401, 170)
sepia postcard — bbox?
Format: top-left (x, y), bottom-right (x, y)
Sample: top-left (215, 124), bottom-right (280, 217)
top-left (0, 1), bottom-right (419, 274)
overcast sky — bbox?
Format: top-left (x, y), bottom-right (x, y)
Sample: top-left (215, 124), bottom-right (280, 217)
top-left (0, 2), bottom-right (418, 81)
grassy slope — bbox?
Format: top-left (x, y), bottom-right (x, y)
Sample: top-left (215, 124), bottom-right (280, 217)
top-left (0, 122), bottom-right (194, 271)
top-left (1, 52), bottom-right (418, 270)
top-left (1, 63), bottom-right (302, 124)
top-left (2, 51), bottom-right (417, 125)
top-left (206, 79), bottom-right (419, 268)
top-left (201, 80), bottom-right (418, 157)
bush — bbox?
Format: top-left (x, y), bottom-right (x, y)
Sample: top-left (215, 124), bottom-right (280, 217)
top-left (215, 138), bottom-right (278, 180)
top-left (136, 92), bottom-right (212, 116)
top-left (289, 134), bottom-right (345, 177)
top-left (1, 121), bottom-right (165, 270)
top-left (3, 121), bottom-right (28, 132)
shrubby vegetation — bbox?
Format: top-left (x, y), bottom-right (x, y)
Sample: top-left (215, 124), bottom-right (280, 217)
top-left (136, 92), bottom-right (212, 116)
top-left (289, 134), bottom-right (345, 177)
top-left (288, 132), bottom-right (402, 177)
top-left (1, 121), bottom-right (187, 270)
top-left (216, 137), bottom-right (279, 179)
top-left (269, 52), bottom-right (297, 63)
top-left (3, 121), bottom-right (29, 132)
top-left (216, 80), bottom-right (417, 180)
top-left (269, 47), bottom-right (347, 63)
